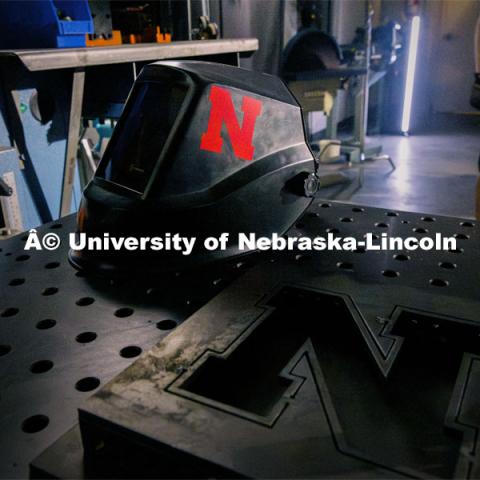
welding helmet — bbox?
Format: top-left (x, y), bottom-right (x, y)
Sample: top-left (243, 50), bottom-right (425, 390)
top-left (70, 61), bottom-right (318, 274)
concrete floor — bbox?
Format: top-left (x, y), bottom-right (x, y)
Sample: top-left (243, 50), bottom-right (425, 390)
top-left (318, 114), bottom-right (480, 219)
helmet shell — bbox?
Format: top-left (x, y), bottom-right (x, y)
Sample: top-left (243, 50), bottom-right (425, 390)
top-left (70, 61), bottom-right (315, 274)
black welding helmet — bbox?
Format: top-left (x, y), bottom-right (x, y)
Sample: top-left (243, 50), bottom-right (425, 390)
top-left (70, 61), bottom-right (317, 274)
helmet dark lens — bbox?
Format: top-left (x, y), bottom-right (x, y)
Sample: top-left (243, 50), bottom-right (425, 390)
top-left (99, 73), bottom-right (190, 194)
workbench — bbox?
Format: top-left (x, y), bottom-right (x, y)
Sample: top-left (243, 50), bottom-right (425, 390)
top-left (0, 40), bottom-right (258, 71)
top-left (1, 200), bottom-right (478, 478)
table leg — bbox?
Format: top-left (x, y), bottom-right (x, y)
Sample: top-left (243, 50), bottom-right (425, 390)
top-left (60, 67), bottom-right (85, 218)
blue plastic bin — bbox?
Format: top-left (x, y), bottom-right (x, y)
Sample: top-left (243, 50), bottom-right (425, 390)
top-left (0, 0), bottom-right (94, 49)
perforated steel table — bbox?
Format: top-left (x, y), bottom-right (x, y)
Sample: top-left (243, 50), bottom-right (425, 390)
top-left (1, 200), bottom-right (479, 479)
top-left (0, 215), bottom-right (254, 479)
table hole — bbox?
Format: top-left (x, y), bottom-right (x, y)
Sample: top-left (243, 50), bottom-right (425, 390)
top-left (21, 415), bottom-right (49, 433)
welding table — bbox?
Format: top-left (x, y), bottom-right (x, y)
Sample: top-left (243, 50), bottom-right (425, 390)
top-left (0, 200), bottom-right (479, 479)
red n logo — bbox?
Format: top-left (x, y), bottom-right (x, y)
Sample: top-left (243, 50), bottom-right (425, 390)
top-left (200, 86), bottom-right (263, 161)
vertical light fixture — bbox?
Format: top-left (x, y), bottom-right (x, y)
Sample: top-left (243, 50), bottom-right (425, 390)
top-left (401, 15), bottom-right (420, 135)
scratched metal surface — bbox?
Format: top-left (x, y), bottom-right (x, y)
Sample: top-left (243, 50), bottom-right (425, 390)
top-left (31, 200), bottom-right (480, 479)
top-left (0, 215), bottom-right (253, 479)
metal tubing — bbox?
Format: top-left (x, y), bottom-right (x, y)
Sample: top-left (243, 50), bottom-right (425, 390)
top-left (60, 67), bottom-right (85, 217)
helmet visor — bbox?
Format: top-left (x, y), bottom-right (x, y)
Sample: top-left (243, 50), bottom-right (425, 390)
top-left (98, 71), bottom-right (191, 194)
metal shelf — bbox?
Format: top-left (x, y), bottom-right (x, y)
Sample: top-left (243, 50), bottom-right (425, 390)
top-left (0, 39), bottom-right (259, 71)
